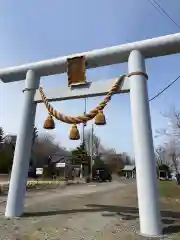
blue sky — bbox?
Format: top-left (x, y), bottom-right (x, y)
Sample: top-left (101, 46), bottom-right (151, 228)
top-left (0, 0), bottom-right (179, 156)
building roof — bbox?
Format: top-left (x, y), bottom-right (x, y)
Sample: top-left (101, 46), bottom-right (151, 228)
top-left (123, 165), bottom-right (136, 171)
top-left (50, 150), bottom-right (72, 163)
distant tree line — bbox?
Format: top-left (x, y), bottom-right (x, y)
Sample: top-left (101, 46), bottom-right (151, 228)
top-left (0, 126), bottom-right (132, 177)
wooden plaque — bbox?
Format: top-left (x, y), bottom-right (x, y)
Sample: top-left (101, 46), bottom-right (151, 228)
top-left (67, 56), bottom-right (86, 86)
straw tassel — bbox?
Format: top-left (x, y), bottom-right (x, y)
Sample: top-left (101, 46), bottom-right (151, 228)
top-left (94, 110), bottom-right (106, 125)
top-left (69, 124), bottom-right (80, 140)
top-left (43, 113), bottom-right (55, 129)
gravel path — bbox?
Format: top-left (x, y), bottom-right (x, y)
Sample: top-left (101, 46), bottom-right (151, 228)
top-left (0, 180), bottom-right (179, 240)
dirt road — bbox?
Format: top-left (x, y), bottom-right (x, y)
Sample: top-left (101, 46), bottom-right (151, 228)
top-left (0, 180), bottom-right (179, 239)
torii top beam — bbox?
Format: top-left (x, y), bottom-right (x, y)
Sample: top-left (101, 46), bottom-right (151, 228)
top-left (0, 33), bottom-right (180, 83)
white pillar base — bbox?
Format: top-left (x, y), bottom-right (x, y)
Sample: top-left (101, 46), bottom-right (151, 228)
top-left (137, 231), bottom-right (165, 238)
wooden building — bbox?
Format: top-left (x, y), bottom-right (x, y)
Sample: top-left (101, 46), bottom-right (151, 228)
top-left (122, 165), bottom-right (136, 178)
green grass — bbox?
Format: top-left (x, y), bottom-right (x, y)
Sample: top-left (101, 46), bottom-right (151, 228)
top-left (158, 180), bottom-right (180, 199)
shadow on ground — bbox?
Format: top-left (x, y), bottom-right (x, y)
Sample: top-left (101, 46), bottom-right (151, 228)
top-left (23, 204), bottom-right (180, 235)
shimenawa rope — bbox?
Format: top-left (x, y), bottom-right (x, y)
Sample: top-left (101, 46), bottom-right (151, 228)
top-left (39, 71), bottom-right (148, 125)
top-left (39, 75), bottom-right (126, 124)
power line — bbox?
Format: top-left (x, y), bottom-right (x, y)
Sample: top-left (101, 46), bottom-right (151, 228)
top-left (147, 0), bottom-right (165, 18)
top-left (146, 1), bottom-right (180, 102)
top-left (147, 0), bottom-right (180, 30)
top-left (149, 75), bottom-right (180, 102)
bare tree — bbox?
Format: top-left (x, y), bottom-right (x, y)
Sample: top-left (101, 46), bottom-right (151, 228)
top-left (101, 148), bottom-right (125, 173)
top-left (156, 108), bottom-right (180, 172)
top-left (0, 127), bottom-right (5, 150)
top-left (84, 131), bottom-right (91, 156)
top-left (121, 152), bottom-right (132, 165)
top-left (84, 130), bottom-right (131, 173)
top-left (155, 146), bottom-right (167, 166)
top-left (0, 127), bottom-right (4, 143)
top-left (164, 138), bottom-right (180, 173)
top-left (33, 133), bottom-right (63, 167)
top-left (103, 150), bottom-right (131, 166)
top-left (157, 108), bottom-right (180, 139)
top-left (169, 109), bottom-right (180, 138)
top-left (93, 135), bottom-right (101, 157)
top-left (84, 130), bottom-right (104, 157)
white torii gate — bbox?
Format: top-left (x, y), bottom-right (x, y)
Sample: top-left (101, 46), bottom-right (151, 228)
top-left (1, 33), bottom-right (180, 237)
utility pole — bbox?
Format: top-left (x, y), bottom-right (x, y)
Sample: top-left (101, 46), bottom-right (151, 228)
top-left (90, 123), bottom-right (94, 180)
top-left (80, 98), bottom-right (87, 179)
top-left (82, 98), bottom-right (87, 144)
top-left (30, 127), bottom-right (38, 169)
top-left (32, 127), bottom-right (38, 146)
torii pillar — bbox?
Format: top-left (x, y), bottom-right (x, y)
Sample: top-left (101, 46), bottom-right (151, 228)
top-left (128, 50), bottom-right (162, 236)
top-left (5, 70), bottom-right (40, 217)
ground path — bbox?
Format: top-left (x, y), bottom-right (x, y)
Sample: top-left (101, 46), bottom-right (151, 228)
top-left (0, 180), bottom-right (179, 239)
